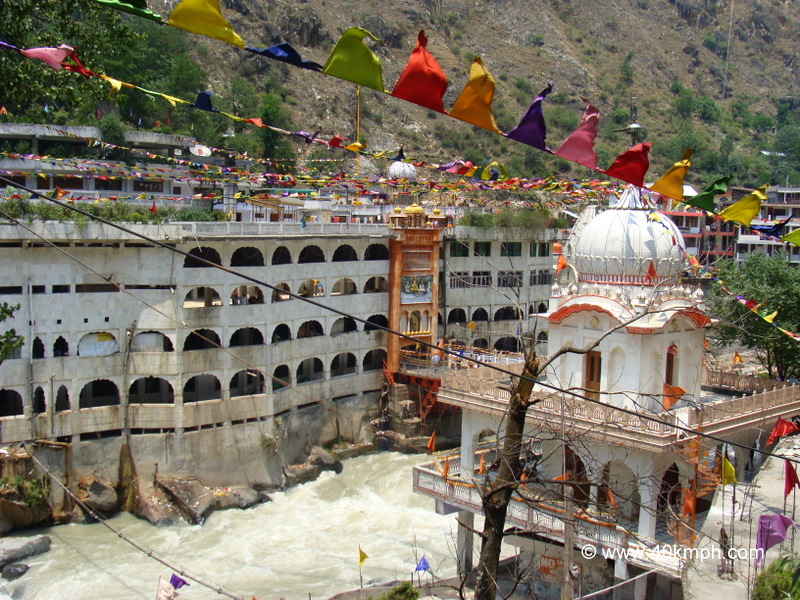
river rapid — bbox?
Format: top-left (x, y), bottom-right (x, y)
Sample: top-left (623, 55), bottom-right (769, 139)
top-left (5, 453), bottom-right (474, 600)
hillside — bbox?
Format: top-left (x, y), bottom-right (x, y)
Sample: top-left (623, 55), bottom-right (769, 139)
top-left (2, 0), bottom-right (799, 187)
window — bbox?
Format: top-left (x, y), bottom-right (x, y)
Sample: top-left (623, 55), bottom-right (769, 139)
top-left (498, 271), bottom-right (522, 288)
top-left (474, 241), bottom-right (491, 257)
top-left (449, 271), bottom-right (470, 288)
top-left (538, 243), bottom-right (551, 257)
top-left (450, 241), bottom-right (469, 257)
top-left (472, 271), bottom-right (492, 286)
top-left (53, 175), bottom-right (83, 190)
top-left (584, 351), bottom-right (601, 401)
top-left (95, 178), bottom-right (123, 191)
top-left (501, 242), bottom-right (522, 257)
top-left (531, 270), bottom-right (553, 286)
top-left (133, 180), bottom-right (164, 193)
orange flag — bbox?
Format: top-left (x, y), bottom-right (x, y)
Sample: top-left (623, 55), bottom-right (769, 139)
top-left (732, 351), bottom-right (742, 364)
top-left (449, 57), bottom-right (501, 133)
top-left (426, 430), bottom-right (436, 452)
top-left (681, 485), bottom-right (696, 516)
top-left (662, 383), bottom-right (686, 410)
top-left (168, 0), bottom-right (244, 48)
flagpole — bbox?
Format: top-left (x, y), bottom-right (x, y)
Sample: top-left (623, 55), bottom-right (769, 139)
top-left (793, 487), bottom-right (797, 552)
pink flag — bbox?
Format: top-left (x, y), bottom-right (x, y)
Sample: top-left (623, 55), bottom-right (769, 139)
top-left (555, 99), bottom-right (599, 169)
top-left (602, 142), bottom-right (652, 187)
top-left (20, 44), bottom-right (74, 71)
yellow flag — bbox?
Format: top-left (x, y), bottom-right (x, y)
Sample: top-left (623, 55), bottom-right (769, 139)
top-left (732, 351), bottom-right (742, 364)
top-left (721, 456), bottom-right (736, 486)
top-left (449, 57), bottom-right (501, 133)
top-left (718, 185), bottom-right (768, 226)
top-left (467, 321), bottom-right (475, 331)
top-left (168, 0), bottom-right (244, 48)
top-left (358, 546), bottom-right (369, 567)
top-left (649, 148), bottom-right (692, 202)
top-left (763, 309), bottom-right (778, 323)
top-left (99, 74), bottom-right (123, 95)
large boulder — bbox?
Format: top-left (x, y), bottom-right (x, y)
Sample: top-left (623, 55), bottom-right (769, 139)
top-left (0, 536), bottom-right (50, 568)
top-left (283, 463), bottom-right (321, 485)
top-left (0, 488), bottom-right (50, 530)
top-left (133, 482), bottom-right (182, 527)
top-left (306, 446), bottom-right (343, 474)
top-left (212, 486), bottom-right (265, 510)
top-left (75, 476), bottom-right (118, 516)
top-left (155, 476), bottom-right (216, 525)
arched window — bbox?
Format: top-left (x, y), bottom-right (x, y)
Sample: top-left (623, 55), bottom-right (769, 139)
top-left (365, 315), bottom-right (388, 331)
top-left (183, 287), bottom-right (222, 308)
top-left (79, 380), bottom-right (120, 409)
top-left (273, 365), bottom-right (290, 391)
top-left (130, 331), bottom-right (174, 352)
top-left (230, 247), bottom-right (264, 267)
top-left (331, 278), bottom-right (357, 296)
top-left (183, 374), bottom-right (221, 403)
top-left (33, 387), bottom-right (46, 414)
top-left (230, 370), bottom-right (265, 397)
top-left (32, 337), bottom-right (45, 359)
top-left (448, 309), bottom-right (467, 324)
top-left (297, 321), bottom-right (324, 338)
top-left (271, 246), bottom-right (292, 265)
top-left (296, 358), bottom-right (324, 383)
top-left (473, 338), bottom-right (489, 349)
top-left (330, 353), bottom-right (357, 377)
top-left (0, 389), bottom-right (23, 417)
top-left (494, 306), bottom-right (520, 321)
top-left (494, 337), bottom-right (520, 352)
top-left (184, 246), bottom-right (221, 268)
top-left (363, 276), bottom-right (388, 293)
top-left (55, 385), bottom-right (70, 412)
top-left (229, 328), bottom-right (264, 347)
top-left (271, 324), bottom-right (292, 343)
top-left (298, 245), bottom-right (325, 263)
top-left (409, 311), bottom-right (422, 333)
top-left (271, 283), bottom-right (292, 303)
top-left (331, 317), bottom-right (358, 336)
top-left (183, 329), bottom-right (221, 351)
top-left (78, 332), bottom-right (119, 357)
top-left (538, 302), bottom-right (548, 313)
top-left (363, 349), bottom-right (387, 371)
top-left (128, 377), bottom-right (174, 404)
top-left (230, 285), bottom-right (265, 306)
top-left (332, 245), bottom-right (358, 262)
top-left (53, 336), bottom-right (69, 357)
top-left (472, 308), bottom-right (489, 322)
top-left (299, 279), bottom-right (323, 297)
top-left (364, 244), bottom-right (389, 260)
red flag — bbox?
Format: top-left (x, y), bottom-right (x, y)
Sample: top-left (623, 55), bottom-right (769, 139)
top-left (785, 460), bottom-right (800, 498)
top-left (426, 430), bottom-right (436, 453)
top-left (244, 117), bottom-right (264, 128)
top-left (602, 142), bottom-right (652, 187)
top-left (554, 99), bottom-right (599, 169)
top-left (645, 259), bottom-right (658, 283)
top-left (391, 30), bottom-right (448, 113)
top-left (767, 417), bottom-right (800, 447)
top-left (149, 201), bottom-right (157, 214)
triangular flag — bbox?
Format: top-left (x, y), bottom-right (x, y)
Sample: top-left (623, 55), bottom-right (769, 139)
top-left (449, 57), bottom-right (501, 133)
top-left (684, 176), bottom-right (730, 212)
top-left (415, 556), bottom-right (431, 572)
top-left (781, 228), bottom-right (800, 247)
top-left (191, 91), bottom-right (219, 112)
top-left (649, 148), bottom-right (692, 202)
top-left (155, 576), bottom-right (176, 600)
top-left (718, 185), bottom-right (768, 226)
top-left (168, 0), bottom-right (244, 48)
top-left (721, 456), bottom-right (736, 487)
top-left (506, 83), bottom-right (552, 150)
top-left (149, 201), bottom-right (158, 214)
top-left (645, 259), bottom-right (658, 283)
top-left (391, 30), bottom-right (448, 112)
top-left (756, 514), bottom-right (796, 560)
top-left (762, 309), bottom-right (778, 323)
top-left (681, 485), bottom-right (696, 516)
top-left (169, 574), bottom-right (189, 590)
top-left (467, 321), bottom-right (475, 331)
top-left (90, 0), bottom-right (162, 21)
top-left (554, 99), bottom-right (599, 169)
top-left (245, 43), bottom-right (323, 71)
top-left (785, 460), bottom-right (800, 498)
top-left (53, 187), bottom-right (67, 200)
top-left (426, 430), bottom-right (436, 452)
top-left (0, 107), bottom-right (7, 116)
top-left (358, 545), bottom-right (369, 567)
top-left (19, 44), bottom-right (74, 71)
top-left (732, 351), bottom-right (742, 364)
top-left (750, 216), bottom-right (792, 238)
top-left (322, 28), bottom-right (385, 92)
top-left (602, 142), bottom-right (651, 187)
top-left (556, 254), bottom-right (567, 272)
top-left (662, 383), bottom-right (686, 410)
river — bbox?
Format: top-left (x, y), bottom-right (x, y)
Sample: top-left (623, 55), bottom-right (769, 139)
top-left (4, 453), bottom-right (481, 600)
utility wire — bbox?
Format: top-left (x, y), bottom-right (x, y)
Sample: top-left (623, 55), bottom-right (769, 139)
top-left (1, 176), bottom-right (798, 468)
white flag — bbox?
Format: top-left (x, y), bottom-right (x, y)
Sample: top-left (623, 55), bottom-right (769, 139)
top-left (155, 576), bottom-right (177, 600)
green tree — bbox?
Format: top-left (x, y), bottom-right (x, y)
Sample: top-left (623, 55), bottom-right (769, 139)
top-left (707, 251), bottom-right (800, 381)
top-left (753, 552), bottom-right (800, 600)
top-left (0, 303), bottom-right (23, 364)
top-left (260, 93), bottom-right (295, 167)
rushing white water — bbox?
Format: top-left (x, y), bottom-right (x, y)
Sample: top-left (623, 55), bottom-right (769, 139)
top-left (5, 453), bottom-right (472, 600)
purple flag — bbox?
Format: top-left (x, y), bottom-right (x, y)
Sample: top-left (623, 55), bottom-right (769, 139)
top-left (169, 574), bottom-right (190, 589)
top-left (505, 83), bottom-right (553, 150)
top-left (756, 514), bottom-right (795, 562)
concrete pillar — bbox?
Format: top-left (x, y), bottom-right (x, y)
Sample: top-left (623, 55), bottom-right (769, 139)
top-left (612, 559), bottom-right (628, 600)
top-left (637, 476), bottom-right (658, 540)
top-left (456, 510), bottom-right (474, 577)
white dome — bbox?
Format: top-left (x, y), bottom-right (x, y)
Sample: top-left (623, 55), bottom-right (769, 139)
top-left (574, 187), bottom-right (685, 285)
top-left (387, 161), bottom-right (417, 180)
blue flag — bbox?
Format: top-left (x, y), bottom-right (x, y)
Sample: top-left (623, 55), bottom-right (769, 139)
top-left (169, 574), bottom-right (189, 589)
top-left (415, 556), bottom-right (430, 572)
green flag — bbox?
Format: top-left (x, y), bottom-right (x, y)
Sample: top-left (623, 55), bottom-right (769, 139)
top-left (323, 28), bottom-right (385, 92)
top-left (683, 176), bottom-right (730, 212)
top-left (90, 0), bottom-right (162, 21)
